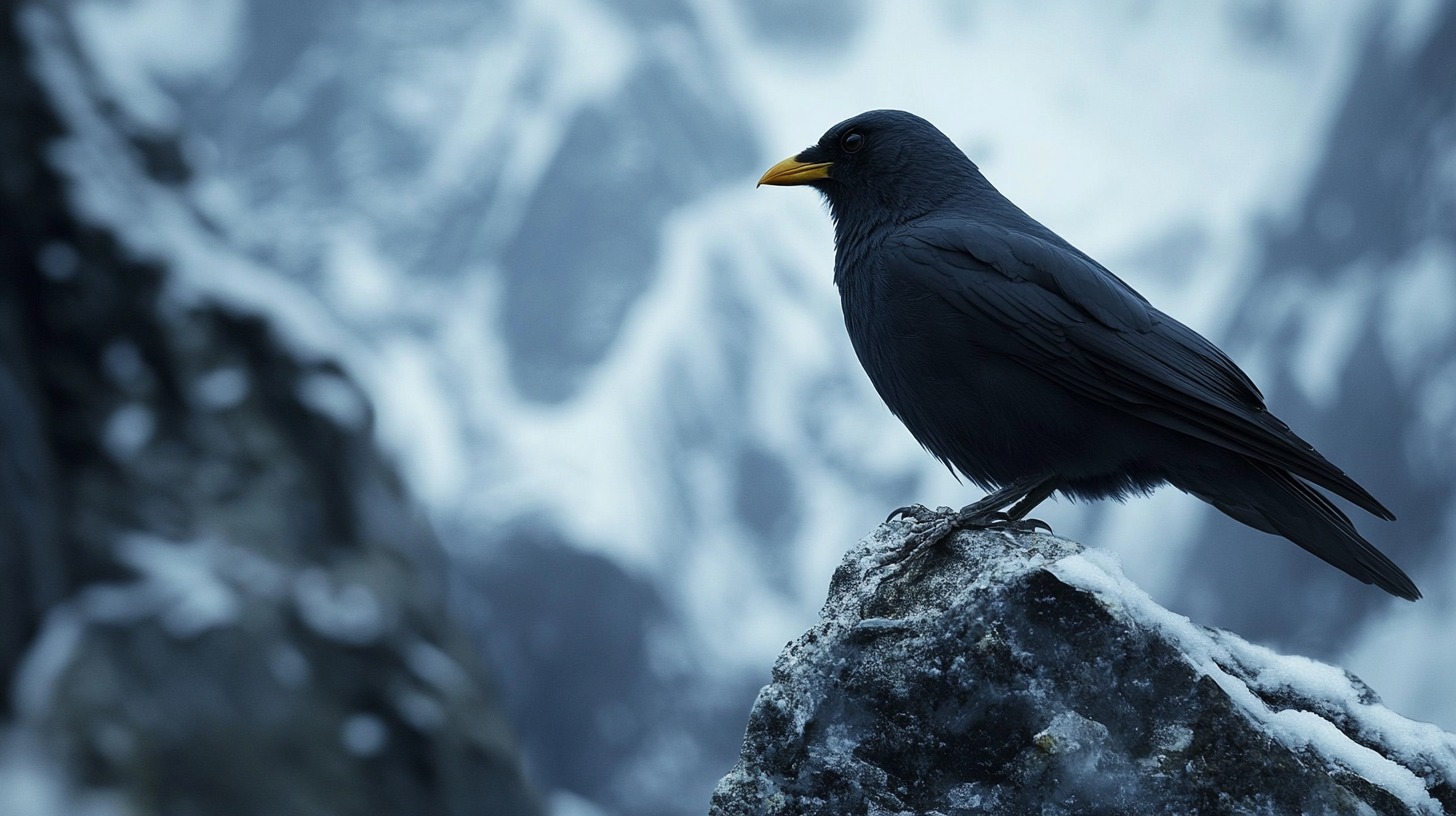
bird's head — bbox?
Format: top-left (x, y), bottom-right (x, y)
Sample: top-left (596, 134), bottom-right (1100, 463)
top-left (758, 109), bottom-right (986, 229)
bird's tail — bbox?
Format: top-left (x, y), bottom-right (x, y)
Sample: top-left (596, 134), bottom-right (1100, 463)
top-left (1172, 459), bottom-right (1420, 601)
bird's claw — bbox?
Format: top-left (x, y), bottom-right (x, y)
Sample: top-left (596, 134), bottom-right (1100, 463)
top-left (991, 517), bottom-right (1053, 534)
top-left (886, 503), bottom-right (958, 524)
top-left (886, 503), bottom-right (928, 523)
top-left (948, 508), bottom-right (1053, 534)
top-left (876, 502), bottom-right (1052, 578)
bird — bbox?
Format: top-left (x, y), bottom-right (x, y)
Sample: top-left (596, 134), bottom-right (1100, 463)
top-left (758, 109), bottom-right (1419, 600)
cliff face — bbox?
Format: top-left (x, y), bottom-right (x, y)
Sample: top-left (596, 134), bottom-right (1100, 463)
top-left (0, 7), bottom-right (538, 814)
top-left (712, 525), bottom-right (1456, 816)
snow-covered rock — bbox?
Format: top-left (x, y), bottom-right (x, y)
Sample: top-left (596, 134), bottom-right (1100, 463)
top-left (712, 525), bottom-right (1456, 815)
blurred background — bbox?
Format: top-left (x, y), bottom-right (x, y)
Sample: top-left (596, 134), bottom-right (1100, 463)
top-left (1, 0), bottom-right (1453, 813)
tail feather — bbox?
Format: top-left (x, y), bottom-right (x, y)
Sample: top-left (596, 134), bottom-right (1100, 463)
top-left (1175, 459), bottom-right (1420, 601)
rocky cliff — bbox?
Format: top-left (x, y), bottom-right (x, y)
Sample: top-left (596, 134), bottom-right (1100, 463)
top-left (712, 525), bottom-right (1456, 815)
top-left (0, 6), bottom-right (538, 813)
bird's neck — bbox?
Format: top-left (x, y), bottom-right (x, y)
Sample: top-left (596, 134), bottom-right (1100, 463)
top-left (827, 164), bottom-right (994, 234)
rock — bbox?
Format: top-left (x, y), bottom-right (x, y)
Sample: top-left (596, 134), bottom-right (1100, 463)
top-left (0, 8), bottom-right (540, 814)
top-left (711, 525), bottom-right (1456, 815)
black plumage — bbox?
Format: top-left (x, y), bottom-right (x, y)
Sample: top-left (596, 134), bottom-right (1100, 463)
top-left (759, 109), bottom-right (1419, 600)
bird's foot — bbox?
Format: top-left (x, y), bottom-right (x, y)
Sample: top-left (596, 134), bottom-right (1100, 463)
top-left (886, 503), bottom-right (938, 524)
top-left (946, 505), bottom-right (1054, 535)
top-left (878, 505), bottom-right (956, 571)
top-left (994, 517), bottom-right (1054, 534)
top-left (953, 507), bottom-right (1053, 535)
top-left (878, 501), bottom-right (1054, 578)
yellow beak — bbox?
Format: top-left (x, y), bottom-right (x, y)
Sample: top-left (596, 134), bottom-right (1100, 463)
top-left (757, 156), bottom-right (832, 187)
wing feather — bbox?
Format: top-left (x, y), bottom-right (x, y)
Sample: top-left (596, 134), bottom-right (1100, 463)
top-left (889, 220), bottom-right (1393, 520)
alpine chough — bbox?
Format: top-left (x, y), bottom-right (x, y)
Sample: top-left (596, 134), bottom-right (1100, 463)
top-left (759, 109), bottom-right (1418, 600)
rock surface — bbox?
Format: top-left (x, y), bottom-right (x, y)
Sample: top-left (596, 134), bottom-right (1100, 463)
top-left (711, 524), bottom-right (1456, 815)
top-left (0, 6), bottom-right (539, 814)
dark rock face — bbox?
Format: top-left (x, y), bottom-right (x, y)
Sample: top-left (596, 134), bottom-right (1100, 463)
top-left (712, 526), bottom-right (1456, 815)
top-left (0, 6), bottom-right (538, 814)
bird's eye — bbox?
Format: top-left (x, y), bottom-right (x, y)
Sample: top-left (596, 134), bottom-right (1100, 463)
top-left (840, 131), bottom-right (864, 153)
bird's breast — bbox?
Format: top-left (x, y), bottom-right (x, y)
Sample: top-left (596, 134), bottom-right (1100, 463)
top-left (836, 260), bottom-right (1118, 487)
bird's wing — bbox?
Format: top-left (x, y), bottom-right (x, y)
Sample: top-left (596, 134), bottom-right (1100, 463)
top-left (888, 220), bottom-right (1393, 519)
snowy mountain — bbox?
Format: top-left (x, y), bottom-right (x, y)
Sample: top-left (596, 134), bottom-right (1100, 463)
top-left (10, 0), bottom-right (1455, 813)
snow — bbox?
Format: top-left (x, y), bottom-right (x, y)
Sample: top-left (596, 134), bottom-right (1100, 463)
top-left (340, 713), bottom-right (388, 757)
top-left (1050, 548), bottom-right (1455, 814)
top-left (1380, 241), bottom-right (1456, 384)
top-left (296, 373), bottom-right (367, 429)
top-left (403, 640), bottom-right (470, 693)
top-left (83, 536), bottom-right (247, 638)
top-left (12, 611), bottom-right (84, 717)
top-left (66, 0), bottom-right (244, 130)
top-left (394, 688), bottom-right (446, 731)
top-left (15, 0), bottom-right (1456, 804)
top-left (1288, 271), bottom-right (1373, 408)
top-left (0, 730), bottom-right (126, 816)
top-left (195, 367), bottom-right (249, 410)
top-left (26, 0), bottom-right (1390, 595)
top-left (101, 404), bottom-right (154, 460)
top-left (550, 790), bottom-right (613, 816)
top-left (1342, 536), bottom-right (1456, 736)
top-left (292, 569), bottom-right (388, 646)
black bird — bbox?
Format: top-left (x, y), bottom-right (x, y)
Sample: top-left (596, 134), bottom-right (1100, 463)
top-left (759, 109), bottom-right (1419, 600)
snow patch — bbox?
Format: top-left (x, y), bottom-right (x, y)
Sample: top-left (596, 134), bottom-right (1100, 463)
top-left (67, 0), bottom-right (244, 130)
top-left (1380, 241), bottom-right (1456, 383)
top-left (102, 403), bottom-right (154, 460)
top-left (340, 713), bottom-right (388, 757)
top-left (84, 535), bottom-right (244, 638)
top-left (195, 366), bottom-right (249, 410)
top-left (1050, 550), bottom-right (1453, 813)
top-left (293, 570), bottom-right (387, 645)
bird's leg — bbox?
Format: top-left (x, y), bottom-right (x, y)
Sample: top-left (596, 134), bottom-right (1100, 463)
top-left (1002, 478), bottom-right (1058, 533)
top-left (948, 475), bottom-right (1058, 532)
top-left (886, 503), bottom-right (933, 524)
top-left (947, 478), bottom-right (1043, 526)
